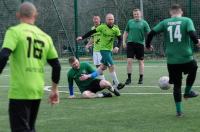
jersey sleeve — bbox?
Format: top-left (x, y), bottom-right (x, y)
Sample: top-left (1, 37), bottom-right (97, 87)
top-left (115, 26), bottom-right (121, 36)
top-left (187, 18), bottom-right (195, 32)
top-left (2, 28), bottom-right (18, 51)
top-left (144, 21), bottom-right (151, 33)
top-left (46, 37), bottom-right (58, 59)
top-left (85, 62), bottom-right (95, 73)
top-left (153, 20), bottom-right (164, 33)
top-left (124, 20), bottom-right (130, 32)
top-left (67, 71), bottom-right (74, 86)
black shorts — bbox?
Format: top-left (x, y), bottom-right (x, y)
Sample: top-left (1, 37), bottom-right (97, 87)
top-left (127, 42), bottom-right (144, 60)
top-left (9, 99), bottom-right (41, 132)
top-left (87, 79), bottom-right (102, 93)
top-left (167, 60), bottom-right (198, 84)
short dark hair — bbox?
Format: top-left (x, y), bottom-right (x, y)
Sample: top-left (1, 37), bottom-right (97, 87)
top-left (133, 8), bottom-right (140, 12)
top-left (68, 56), bottom-right (77, 64)
top-left (170, 4), bottom-right (182, 11)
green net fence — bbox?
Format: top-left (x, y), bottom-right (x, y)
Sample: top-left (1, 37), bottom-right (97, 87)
top-left (0, 0), bottom-right (200, 60)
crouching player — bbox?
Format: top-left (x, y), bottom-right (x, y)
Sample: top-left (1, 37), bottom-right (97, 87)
top-left (67, 56), bottom-right (120, 98)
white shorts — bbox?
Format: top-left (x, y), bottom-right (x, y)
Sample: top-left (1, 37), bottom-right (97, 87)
top-left (93, 51), bottom-right (102, 65)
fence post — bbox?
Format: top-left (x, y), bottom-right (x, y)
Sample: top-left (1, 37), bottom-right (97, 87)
top-left (74, 0), bottom-right (79, 59)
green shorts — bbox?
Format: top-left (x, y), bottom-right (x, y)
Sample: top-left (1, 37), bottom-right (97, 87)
top-left (100, 50), bottom-right (114, 66)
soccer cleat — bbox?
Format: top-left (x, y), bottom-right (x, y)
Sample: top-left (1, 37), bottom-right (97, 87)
top-left (138, 78), bottom-right (143, 84)
top-left (125, 78), bottom-right (131, 85)
top-left (183, 91), bottom-right (198, 99)
top-left (102, 92), bottom-right (112, 98)
top-left (117, 83), bottom-right (126, 90)
top-left (176, 112), bottom-right (183, 117)
top-left (108, 86), bottom-right (120, 96)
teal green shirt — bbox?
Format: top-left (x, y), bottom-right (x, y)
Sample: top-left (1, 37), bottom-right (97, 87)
top-left (125, 19), bottom-right (150, 45)
top-left (153, 17), bottom-right (195, 64)
top-left (67, 62), bottom-right (96, 93)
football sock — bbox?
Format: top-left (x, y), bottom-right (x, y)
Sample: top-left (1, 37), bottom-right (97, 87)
top-left (184, 85), bottom-right (192, 94)
top-left (98, 75), bottom-right (105, 80)
top-left (175, 102), bottom-right (181, 113)
top-left (128, 73), bottom-right (131, 80)
top-left (97, 93), bottom-right (104, 98)
top-left (139, 74), bottom-right (143, 80)
top-left (110, 72), bottom-right (119, 85)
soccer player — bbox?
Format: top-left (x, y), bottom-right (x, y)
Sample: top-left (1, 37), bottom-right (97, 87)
top-left (0, 2), bottom-right (61, 131)
top-left (123, 9), bottom-right (150, 85)
top-left (77, 13), bottom-right (125, 90)
top-left (85, 16), bottom-right (105, 79)
top-left (67, 56), bottom-right (120, 98)
top-left (146, 4), bottom-right (200, 117)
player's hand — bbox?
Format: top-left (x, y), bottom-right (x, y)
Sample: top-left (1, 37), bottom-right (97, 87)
top-left (197, 39), bottom-right (200, 48)
top-left (79, 74), bottom-right (90, 81)
top-left (145, 45), bottom-right (154, 51)
top-left (113, 47), bottom-right (119, 53)
top-left (68, 95), bottom-right (76, 99)
top-left (122, 42), bottom-right (126, 49)
top-left (48, 89), bottom-right (59, 106)
top-left (76, 36), bottom-right (83, 41)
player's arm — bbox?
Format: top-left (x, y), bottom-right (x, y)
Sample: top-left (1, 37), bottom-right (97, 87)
top-left (77, 29), bottom-right (97, 41)
top-left (47, 58), bottom-right (61, 105)
top-left (0, 48), bottom-right (12, 74)
top-left (188, 31), bottom-right (199, 44)
top-left (145, 30), bottom-right (157, 49)
top-left (123, 31), bottom-right (128, 48)
top-left (85, 38), bottom-right (94, 49)
top-left (67, 73), bottom-right (75, 98)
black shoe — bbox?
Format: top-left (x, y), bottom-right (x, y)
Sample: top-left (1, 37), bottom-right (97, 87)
top-left (108, 86), bottom-right (120, 96)
top-left (125, 79), bottom-right (131, 85)
top-left (183, 91), bottom-right (198, 99)
top-left (117, 83), bottom-right (125, 90)
top-left (102, 92), bottom-right (112, 98)
top-left (176, 112), bottom-right (183, 117)
top-left (138, 78), bottom-right (143, 84)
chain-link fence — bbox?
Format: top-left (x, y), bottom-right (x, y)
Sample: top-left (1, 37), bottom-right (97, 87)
top-left (0, 0), bottom-right (199, 59)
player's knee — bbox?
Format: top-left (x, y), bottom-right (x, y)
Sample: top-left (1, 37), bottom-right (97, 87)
top-left (100, 65), bottom-right (107, 70)
top-left (82, 91), bottom-right (91, 98)
top-left (100, 80), bottom-right (111, 87)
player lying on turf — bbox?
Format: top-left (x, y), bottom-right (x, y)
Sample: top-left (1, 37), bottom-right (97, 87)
top-left (77, 13), bottom-right (125, 90)
top-left (67, 56), bottom-right (120, 98)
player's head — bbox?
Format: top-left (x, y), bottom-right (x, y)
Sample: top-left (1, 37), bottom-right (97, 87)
top-left (169, 4), bottom-right (183, 17)
top-left (69, 56), bottom-right (80, 69)
top-left (93, 16), bottom-right (101, 26)
top-left (16, 2), bottom-right (38, 24)
top-left (106, 13), bottom-right (114, 26)
top-left (133, 9), bottom-right (142, 20)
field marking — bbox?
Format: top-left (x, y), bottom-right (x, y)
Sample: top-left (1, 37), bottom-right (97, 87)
top-left (44, 85), bottom-right (200, 95)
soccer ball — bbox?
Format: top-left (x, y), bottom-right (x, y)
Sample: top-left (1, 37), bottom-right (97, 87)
top-left (158, 76), bottom-right (171, 90)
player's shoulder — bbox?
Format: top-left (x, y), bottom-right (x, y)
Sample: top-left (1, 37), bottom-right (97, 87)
top-left (80, 61), bottom-right (90, 66)
top-left (113, 24), bottom-right (120, 29)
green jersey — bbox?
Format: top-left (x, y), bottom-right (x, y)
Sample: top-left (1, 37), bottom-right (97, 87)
top-left (96, 24), bottom-right (121, 51)
top-left (2, 23), bottom-right (58, 99)
top-left (91, 26), bottom-right (101, 52)
top-left (67, 62), bottom-right (96, 93)
top-left (125, 19), bottom-right (150, 45)
top-left (153, 17), bottom-right (195, 64)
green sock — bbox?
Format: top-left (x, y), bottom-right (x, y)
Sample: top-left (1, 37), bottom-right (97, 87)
top-left (185, 85), bottom-right (192, 94)
top-left (175, 102), bottom-right (181, 113)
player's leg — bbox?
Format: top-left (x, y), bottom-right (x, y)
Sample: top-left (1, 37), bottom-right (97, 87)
top-left (83, 79), bottom-right (112, 98)
top-left (125, 43), bottom-right (134, 85)
top-left (94, 51), bottom-right (105, 80)
top-left (29, 100), bottom-right (41, 132)
top-left (99, 79), bottom-right (120, 96)
top-left (167, 64), bottom-right (183, 117)
top-left (183, 60), bottom-right (198, 98)
top-left (136, 44), bottom-right (144, 84)
top-left (9, 99), bottom-right (32, 132)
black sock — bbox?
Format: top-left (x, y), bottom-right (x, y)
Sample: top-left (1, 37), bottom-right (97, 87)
top-left (128, 73), bottom-right (131, 80)
top-left (139, 74), bottom-right (143, 80)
